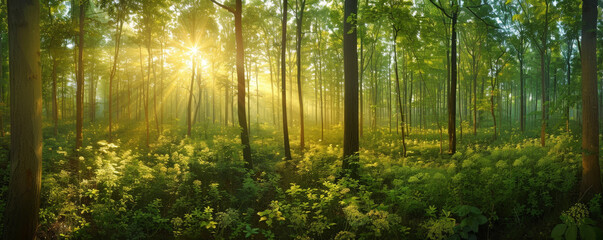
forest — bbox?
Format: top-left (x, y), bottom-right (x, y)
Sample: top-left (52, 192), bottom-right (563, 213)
top-left (1, 0), bottom-right (603, 239)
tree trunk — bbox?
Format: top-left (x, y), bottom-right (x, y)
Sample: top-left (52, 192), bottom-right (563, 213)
top-left (392, 27), bottom-right (407, 157)
top-left (145, 24), bottom-right (151, 147)
top-left (520, 55), bottom-right (525, 133)
top-left (473, 54), bottom-right (478, 135)
top-left (296, 0), bottom-right (306, 152)
top-left (565, 39), bottom-right (572, 132)
top-left (268, 41), bottom-right (275, 125)
top-left (281, 0), bottom-right (292, 160)
top-left (343, 0), bottom-right (359, 178)
top-left (540, 51), bottom-right (546, 147)
top-left (75, 1), bottom-right (85, 149)
top-left (3, 0), bottom-right (42, 238)
top-left (318, 32), bottom-right (324, 140)
top-left (448, 13), bottom-right (457, 154)
top-left (52, 56), bottom-right (58, 136)
top-left (580, 0), bottom-right (601, 200)
top-left (491, 76), bottom-right (497, 140)
top-left (233, 0), bottom-right (252, 168)
top-left (539, 2), bottom-right (549, 147)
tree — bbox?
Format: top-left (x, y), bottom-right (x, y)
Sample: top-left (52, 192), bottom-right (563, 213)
top-left (75, 0), bottom-right (86, 149)
top-left (429, 0), bottom-right (459, 154)
top-left (342, 0), bottom-right (359, 178)
top-left (211, 0), bottom-right (253, 168)
top-left (295, 0), bottom-right (307, 152)
top-left (2, 0), bottom-right (42, 238)
top-left (392, 26), bottom-right (407, 157)
top-left (281, 0), bottom-right (292, 160)
top-left (579, 0), bottom-right (601, 200)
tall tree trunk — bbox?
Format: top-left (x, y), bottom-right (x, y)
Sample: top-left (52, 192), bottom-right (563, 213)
top-left (224, 83), bottom-right (228, 125)
top-left (343, 0), bottom-right (359, 178)
top-left (3, 0), bottom-right (42, 238)
top-left (448, 13), bottom-right (457, 154)
top-left (539, 2), bottom-right (549, 147)
top-left (580, 0), bottom-right (601, 200)
top-left (52, 56), bottom-right (58, 136)
top-left (409, 73), bottom-right (412, 130)
top-left (458, 46), bottom-right (462, 141)
top-left (565, 39), bottom-right (572, 132)
top-left (388, 55), bottom-right (392, 132)
top-left (540, 51), bottom-right (546, 146)
top-left (160, 40), bottom-right (164, 129)
top-left (392, 27), bottom-right (407, 157)
top-left (75, 1), bottom-right (85, 149)
top-left (520, 54), bottom-right (525, 133)
top-left (490, 75), bottom-right (497, 140)
top-left (233, 0), bottom-right (253, 168)
top-left (89, 65), bottom-right (95, 122)
top-left (281, 0), bottom-right (292, 160)
top-left (318, 32), bottom-right (324, 140)
top-left (296, 0), bottom-right (306, 151)
top-left (268, 41), bottom-right (276, 125)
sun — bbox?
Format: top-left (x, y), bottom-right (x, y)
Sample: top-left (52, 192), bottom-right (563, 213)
top-left (186, 46), bottom-right (200, 58)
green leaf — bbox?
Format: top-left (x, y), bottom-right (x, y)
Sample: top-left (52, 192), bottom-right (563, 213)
top-left (505, 0), bottom-right (513, 4)
top-left (552, 224), bottom-right (567, 238)
top-left (566, 225), bottom-right (578, 240)
top-left (476, 215), bottom-right (488, 225)
top-left (579, 225), bottom-right (597, 240)
top-left (455, 205), bottom-right (481, 217)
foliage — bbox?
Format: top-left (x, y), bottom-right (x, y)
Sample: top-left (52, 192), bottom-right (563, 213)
top-left (551, 201), bottom-right (603, 240)
top-left (1, 121), bottom-right (592, 239)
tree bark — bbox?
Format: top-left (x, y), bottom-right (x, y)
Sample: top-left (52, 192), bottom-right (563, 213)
top-left (3, 0), bottom-right (42, 238)
top-left (281, 0), bottom-right (292, 160)
top-left (448, 13), bottom-right (457, 154)
top-left (233, 0), bottom-right (253, 168)
top-left (75, 1), bottom-right (85, 149)
top-left (579, 0), bottom-right (601, 200)
top-left (343, 0), bottom-right (359, 178)
top-left (392, 27), bottom-right (406, 157)
top-left (539, 2), bottom-right (550, 147)
top-left (295, 0), bottom-right (306, 152)
top-left (52, 55), bottom-right (58, 136)
top-left (565, 39), bottom-right (572, 132)
top-left (520, 53), bottom-right (525, 133)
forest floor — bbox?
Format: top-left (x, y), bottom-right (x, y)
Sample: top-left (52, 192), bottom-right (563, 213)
top-left (0, 120), bottom-right (600, 239)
